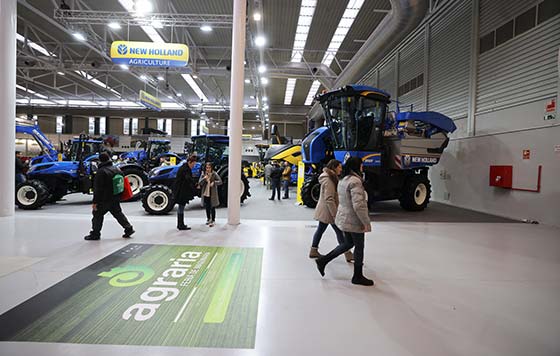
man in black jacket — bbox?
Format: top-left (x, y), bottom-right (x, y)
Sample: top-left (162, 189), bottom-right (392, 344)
top-left (85, 153), bottom-right (134, 240)
top-left (268, 161), bottom-right (283, 201)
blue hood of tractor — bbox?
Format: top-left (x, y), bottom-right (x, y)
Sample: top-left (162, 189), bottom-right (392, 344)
top-left (396, 111), bottom-right (457, 133)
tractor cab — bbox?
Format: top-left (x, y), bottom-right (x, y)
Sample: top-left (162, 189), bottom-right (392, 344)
top-left (147, 140), bottom-right (171, 160)
top-left (318, 85), bottom-right (390, 154)
top-left (68, 138), bottom-right (104, 162)
top-left (189, 134), bottom-right (230, 171)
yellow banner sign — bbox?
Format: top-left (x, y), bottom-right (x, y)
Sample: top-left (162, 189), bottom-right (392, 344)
top-left (110, 41), bottom-right (189, 67)
top-left (139, 90), bottom-right (162, 111)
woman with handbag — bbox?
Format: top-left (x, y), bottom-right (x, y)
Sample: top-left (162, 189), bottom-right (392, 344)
top-left (198, 162), bottom-right (223, 227)
top-left (315, 156), bottom-right (374, 286)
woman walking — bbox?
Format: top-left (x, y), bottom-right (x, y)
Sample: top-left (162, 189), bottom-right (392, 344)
top-left (315, 156), bottom-right (374, 286)
top-left (174, 155), bottom-right (197, 231)
top-left (198, 162), bottom-right (222, 227)
top-left (310, 159), bottom-right (353, 263)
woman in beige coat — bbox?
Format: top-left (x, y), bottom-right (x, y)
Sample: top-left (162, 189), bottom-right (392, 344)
top-left (310, 159), bottom-right (353, 263)
top-left (316, 156), bottom-right (374, 286)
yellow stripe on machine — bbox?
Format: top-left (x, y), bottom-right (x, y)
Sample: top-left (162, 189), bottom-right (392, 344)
top-left (270, 145), bottom-right (302, 165)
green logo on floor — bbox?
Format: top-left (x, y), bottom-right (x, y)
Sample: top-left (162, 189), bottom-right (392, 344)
top-left (0, 244), bottom-right (263, 349)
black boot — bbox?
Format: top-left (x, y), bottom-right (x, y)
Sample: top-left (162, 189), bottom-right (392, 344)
top-left (314, 249), bottom-right (339, 277)
top-left (351, 264), bottom-right (374, 286)
top-left (177, 214), bottom-right (190, 231)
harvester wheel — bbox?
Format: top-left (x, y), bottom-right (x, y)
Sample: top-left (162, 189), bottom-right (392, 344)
top-left (399, 175), bottom-right (431, 211)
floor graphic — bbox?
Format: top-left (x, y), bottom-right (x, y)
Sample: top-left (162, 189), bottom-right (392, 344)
top-left (0, 244), bottom-right (263, 348)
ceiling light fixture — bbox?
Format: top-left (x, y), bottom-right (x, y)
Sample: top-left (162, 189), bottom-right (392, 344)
top-left (16, 33), bottom-right (55, 57)
top-left (261, 77), bottom-right (269, 85)
top-left (253, 12), bottom-right (262, 21)
top-left (304, 0), bottom-right (365, 105)
top-left (134, 0), bottom-right (153, 15)
top-left (72, 32), bottom-right (86, 41)
top-left (181, 74), bottom-right (208, 102)
top-left (244, 79), bottom-right (251, 84)
top-left (140, 74), bottom-right (148, 81)
top-left (57, 71), bottom-right (65, 76)
top-left (284, 0), bottom-right (317, 105)
top-left (177, 92), bottom-right (182, 97)
top-left (263, 96), bottom-right (268, 102)
top-left (151, 20), bottom-right (164, 29)
top-left (119, 64), bottom-right (129, 70)
top-left (157, 75), bottom-right (164, 81)
top-left (258, 65), bottom-right (267, 73)
top-left (192, 75), bottom-right (198, 79)
top-left (254, 35), bottom-right (266, 47)
top-left (200, 25), bottom-right (213, 32)
top-left (108, 22), bottom-right (122, 30)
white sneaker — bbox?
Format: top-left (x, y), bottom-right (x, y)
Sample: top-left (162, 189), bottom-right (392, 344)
top-left (209, 221), bottom-right (215, 227)
top-left (205, 220), bottom-right (210, 225)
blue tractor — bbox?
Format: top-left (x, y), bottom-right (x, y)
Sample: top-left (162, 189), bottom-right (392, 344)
top-left (16, 122), bottom-right (61, 165)
top-left (300, 85), bottom-right (456, 211)
top-left (141, 134), bottom-right (251, 215)
top-left (116, 139), bottom-right (179, 198)
top-left (15, 134), bottom-right (106, 209)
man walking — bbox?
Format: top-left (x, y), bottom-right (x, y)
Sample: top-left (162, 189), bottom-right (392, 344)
top-left (268, 161), bottom-right (282, 201)
top-left (85, 152), bottom-right (134, 240)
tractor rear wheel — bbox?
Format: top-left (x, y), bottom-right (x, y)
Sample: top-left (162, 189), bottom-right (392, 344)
top-left (15, 180), bottom-right (50, 210)
top-left (301, 175), bottom-right (320, 208)
top-left (142, 185), bottom-right (175, 215)
top-left (399, 175), bottom-right (431, 211)
top-left (218, 172), bottom-right (250, 207)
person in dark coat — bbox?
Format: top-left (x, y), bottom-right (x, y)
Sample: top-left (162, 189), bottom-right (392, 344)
top-left (85, 152), bottom-right (134, 240)
top-left (15, 151), bottom-right (26, 185)
top-left (174, 155), bottom-right (197, 230)
top-left (268, 161), bottom-right (283, 201)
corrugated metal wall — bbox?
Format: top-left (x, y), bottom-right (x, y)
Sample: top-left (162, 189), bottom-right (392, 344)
top-left (479, 0), bottom-right (537, 35)
top-left (476, 11), bottom-right (560, 113)
top-left (428, 0), bottom-right (472, 119)
top-left (398, 31), bottom-right (425, 111)
top-left (378, 55), bottom-right (396, 95)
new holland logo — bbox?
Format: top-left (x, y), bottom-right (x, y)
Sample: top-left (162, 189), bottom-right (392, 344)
top-left (344, 151), bottom-right (351, 163)
top-left (117, 44), bottom-right (128, 55)
top-left (403, 155), bottom-right (412, 167)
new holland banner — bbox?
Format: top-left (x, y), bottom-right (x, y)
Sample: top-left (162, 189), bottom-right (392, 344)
top-left (0, 244), bottom-right (263, 348)
top-left (139, 90), bottom-right (162, 111)
top-left (110, 41), bottom-right (189, 67)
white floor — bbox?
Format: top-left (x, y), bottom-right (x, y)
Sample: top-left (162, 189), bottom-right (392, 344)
top-left (1, 184), bottom-right (559, 356)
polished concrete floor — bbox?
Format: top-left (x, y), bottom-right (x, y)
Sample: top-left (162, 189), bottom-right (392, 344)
top-left (1, 181), bottom-right (559, 355)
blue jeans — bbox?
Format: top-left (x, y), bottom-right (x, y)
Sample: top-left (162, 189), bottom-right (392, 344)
top-left (282, 180), bottom-right (290, 198)
top-left (312, 221), bottom-right (345, 248)
top-left (322, 232), bottom-right (365, 266)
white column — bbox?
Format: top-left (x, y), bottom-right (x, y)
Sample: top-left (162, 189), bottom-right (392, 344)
top-left (0, 0), bottom-right (17, 217)
top-left (227, 0), bottom-right (246, 225)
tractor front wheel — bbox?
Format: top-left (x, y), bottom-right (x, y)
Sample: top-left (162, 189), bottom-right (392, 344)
top-left (15, 180), bottom-right (50, 210)
top-left (301, 175), bottom-right (320, 208)
top-left (142, 185), bottom-right (175, 215)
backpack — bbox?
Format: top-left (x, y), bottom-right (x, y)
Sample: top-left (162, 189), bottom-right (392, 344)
top-left (112, 174), bottom-right (125, 195)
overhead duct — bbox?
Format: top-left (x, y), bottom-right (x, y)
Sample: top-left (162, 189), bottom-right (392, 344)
top-left (309, 0), bottom-right (429, 122)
